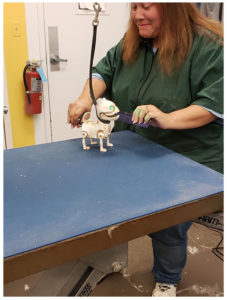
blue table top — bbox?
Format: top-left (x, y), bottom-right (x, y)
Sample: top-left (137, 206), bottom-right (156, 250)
top-left (4, 131), bottom-right (223, 258)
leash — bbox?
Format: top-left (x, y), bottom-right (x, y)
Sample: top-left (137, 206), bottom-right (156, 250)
top-left (89, 3), bottom-right (110, 124)
top-left (89, 3), bottom-right (100, 106)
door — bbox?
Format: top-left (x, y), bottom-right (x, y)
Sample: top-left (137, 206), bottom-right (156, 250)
top-left (43, 3), bottom-right (129, 142)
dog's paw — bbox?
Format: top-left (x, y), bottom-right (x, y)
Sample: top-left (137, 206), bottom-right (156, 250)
top-left (83, 146), bottom-right (90, 150)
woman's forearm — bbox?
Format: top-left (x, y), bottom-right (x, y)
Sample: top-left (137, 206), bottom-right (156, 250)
top-left (167, 105), bottom-right (218, 129)
top-left (132, 104), bottom-right (218, 130)
top-left (67, 78), bottom-right (107, 127)
top-left (78, 78), bottom-right (107, 109)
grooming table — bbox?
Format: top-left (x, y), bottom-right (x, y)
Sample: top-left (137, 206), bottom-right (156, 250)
top-left (4, 131), bottom-right (223, 287)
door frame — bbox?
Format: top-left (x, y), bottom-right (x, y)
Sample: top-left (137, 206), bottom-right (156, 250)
top-left (25, 3), bottom-right (52, 144)
top-left (3, 61), bottom-right (13, 150)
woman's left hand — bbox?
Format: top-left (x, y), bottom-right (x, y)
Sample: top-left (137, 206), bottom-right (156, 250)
top-left (132, 105), bottom-right (170, 129)
top-left (132, 104), bottom-right (218, 130)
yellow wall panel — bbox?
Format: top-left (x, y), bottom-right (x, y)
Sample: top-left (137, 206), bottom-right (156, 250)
top-left (4, 3), bottom-right (35, 148)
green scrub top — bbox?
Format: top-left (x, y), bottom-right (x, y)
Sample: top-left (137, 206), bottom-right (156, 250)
top-left (93, 31), bottom-right (223, 173)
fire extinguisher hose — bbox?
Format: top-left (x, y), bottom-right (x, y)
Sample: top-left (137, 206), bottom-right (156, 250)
top-left (23, 64), bottom-right (31, 104)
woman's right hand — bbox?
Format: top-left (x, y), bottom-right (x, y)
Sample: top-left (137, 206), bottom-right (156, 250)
top-left (67, 98), bottom-right (92, 128)
top-left (67, 78), bottom-right (107, 128)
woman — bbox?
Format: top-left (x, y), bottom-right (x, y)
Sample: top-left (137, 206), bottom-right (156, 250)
top-left (68, 3), bottom-right (223, 296)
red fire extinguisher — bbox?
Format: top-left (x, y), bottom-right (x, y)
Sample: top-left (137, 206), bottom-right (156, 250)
top-left (23, 61), bottom-right (42, 114)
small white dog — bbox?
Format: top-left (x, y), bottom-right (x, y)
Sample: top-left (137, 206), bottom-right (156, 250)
top-left (81, 98), bottom-right (119, 152)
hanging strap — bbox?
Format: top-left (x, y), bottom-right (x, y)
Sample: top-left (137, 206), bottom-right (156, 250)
top-left (89, 3), bottom-right (110, 124)
top-left (89, 23), bottom-right (98, 106)
top-left (89, 2), bottom-right (101, 106)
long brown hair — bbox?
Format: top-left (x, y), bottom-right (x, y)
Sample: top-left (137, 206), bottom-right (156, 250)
top-left (122, 3), bottom-right (223, 75)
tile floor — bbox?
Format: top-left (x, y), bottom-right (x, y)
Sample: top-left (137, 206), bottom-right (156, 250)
top-left (4, 223), bottom-right (223, 297)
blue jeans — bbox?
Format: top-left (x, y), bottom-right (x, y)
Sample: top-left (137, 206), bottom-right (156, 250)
top-left (149, 221), bottom-right (192, 284)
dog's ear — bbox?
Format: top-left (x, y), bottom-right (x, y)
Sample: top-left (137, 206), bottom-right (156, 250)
top-left (82, 112), bottom-right (90, 122)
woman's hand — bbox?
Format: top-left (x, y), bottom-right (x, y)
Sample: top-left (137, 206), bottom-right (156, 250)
top-left (132, 105), bottom-right (170, 129)
top-left (67, 78), bottom-right (107, 128)
top-left (67, 98), bottom-right (92, 128)
top-left (132, 104), bottom-right (218, 130)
